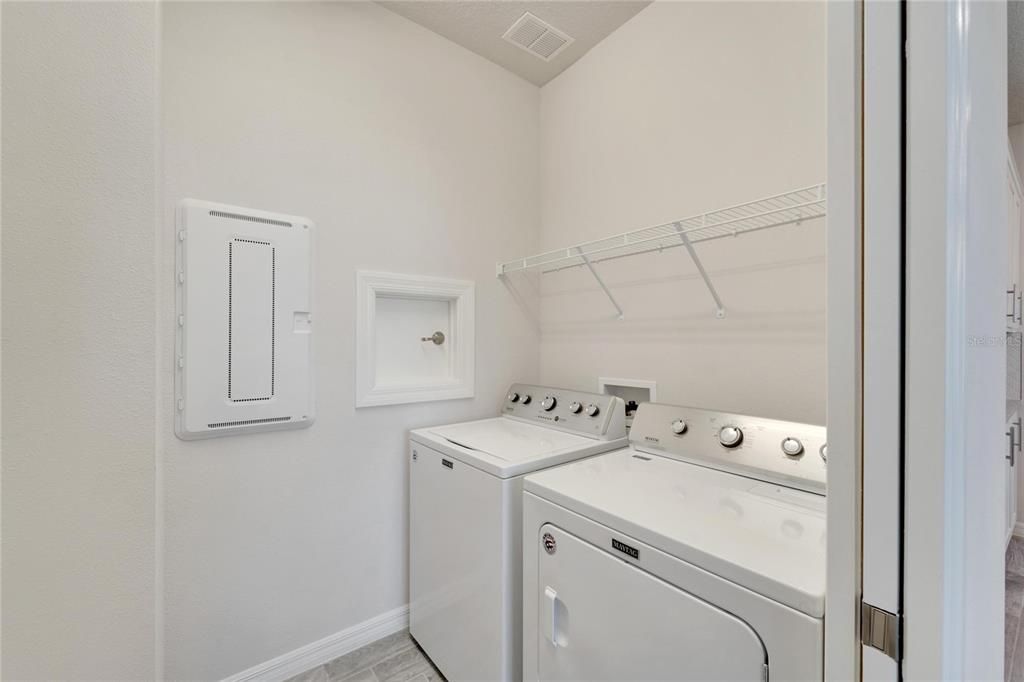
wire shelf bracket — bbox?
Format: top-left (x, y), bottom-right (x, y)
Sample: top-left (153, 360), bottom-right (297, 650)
top-left (496, 183), bottom-right (826, 319)
top-left (675, 222), bottom-right (726, 319)
top-left (575, 246), bottom-right (624, 319)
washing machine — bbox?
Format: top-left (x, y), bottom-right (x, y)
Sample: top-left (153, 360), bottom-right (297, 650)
top-left (522, 402), bottom-right (827, 681)
top-left (409, 383), bottom-right (627, 682)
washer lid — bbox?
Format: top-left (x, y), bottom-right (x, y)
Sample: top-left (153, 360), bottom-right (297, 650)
top-left (411, 418), bottom-right (625, 478)
top-left (523, 448), bottom-right (826, 617)
top-left (429, 418), bottom-right (591, 459)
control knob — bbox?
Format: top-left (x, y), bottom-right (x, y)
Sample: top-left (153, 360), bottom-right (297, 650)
top-left (719, 426), bottom-right (743, 448)
top-left (820, 444), bottom-right (828, 463)
top-left (585, 404), bottom-right (600, 417)
top-left (569, 401), bottom-right (583, 414)
top-left (671, 419), bottom-right (688, 435)
top-left (521, 395), bottom-right (532, 405)
top-left (541, 396), bottom-right (557, 411)
top-left (507, 392), bottom-right (520, 403)
top-left (781, 437), bottom-right (804, 457)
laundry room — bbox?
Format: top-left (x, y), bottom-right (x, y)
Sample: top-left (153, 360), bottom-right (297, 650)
top-left (157, 2), bottom-right (824, 679)
top-left (3, 0), bottom-right (1012, 680)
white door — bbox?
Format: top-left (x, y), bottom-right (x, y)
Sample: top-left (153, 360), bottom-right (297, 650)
top-left (902, 1), bottom-right (1006, 678)
top-left (836, 1), bottom-right (1007, 677)
top-left (862, 0), bottom-right (903, 678)
top-left (535, 524), bottom-right (766, 682)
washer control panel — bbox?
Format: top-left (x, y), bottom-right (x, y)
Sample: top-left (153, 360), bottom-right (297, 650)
top-left (502, 384), bottom-right (626, 440)
top-left (629, 403), bottom-right (827, 495)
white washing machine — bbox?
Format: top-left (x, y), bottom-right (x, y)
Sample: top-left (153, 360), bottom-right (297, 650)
top-left (409, 384), bottom-right (627, 682)
top-left (523, 402), bottom-right (827, 681)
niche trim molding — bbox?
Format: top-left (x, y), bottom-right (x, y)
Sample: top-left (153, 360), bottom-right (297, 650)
top-left (355, 270), bottom-right (475, 408)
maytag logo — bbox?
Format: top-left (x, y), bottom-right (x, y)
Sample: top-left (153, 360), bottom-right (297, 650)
top-left (442, 459), bottom-right (454, 469)
top-left (644, 436), bottom-right (660, 443)
top-left (611, 538), bottom-right (639, 560)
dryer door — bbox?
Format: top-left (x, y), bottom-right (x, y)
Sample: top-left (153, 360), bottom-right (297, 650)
top-left (535, 524), bottom-right (767, 681)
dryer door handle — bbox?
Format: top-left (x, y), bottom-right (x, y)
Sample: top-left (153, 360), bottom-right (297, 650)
top-left (543, 586), bottom-right (560, 647)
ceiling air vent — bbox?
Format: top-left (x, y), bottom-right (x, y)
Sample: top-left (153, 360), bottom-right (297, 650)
top-left (502, 12), bottom-right (574, 62)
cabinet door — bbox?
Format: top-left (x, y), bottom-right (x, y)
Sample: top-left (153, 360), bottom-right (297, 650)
top-left (1018, 171), bottom-right (1024, 312)
top-left (1008, 157), bottom-right (1023, 323)
top-left (1015, 182), bottom-right (1022, 284)
top-left (1010, 414), bottom-right (1020, 545)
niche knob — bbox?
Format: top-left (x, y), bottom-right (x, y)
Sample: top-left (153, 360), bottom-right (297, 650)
top-left (421, 331), bottom-right (445, 345)
top-left (586, 404), bottom-right (601, 417)
top-left (569, 401), bottom-right (583, 414)
top-left (508, 392), bottom-right (520, 403)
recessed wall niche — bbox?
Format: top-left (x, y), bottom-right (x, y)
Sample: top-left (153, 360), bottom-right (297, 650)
top-left (355, 271), bottom-right (475, 408)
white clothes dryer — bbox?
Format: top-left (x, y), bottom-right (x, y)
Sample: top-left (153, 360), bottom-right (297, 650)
top-left (522, 402), bottom-right (827, 681)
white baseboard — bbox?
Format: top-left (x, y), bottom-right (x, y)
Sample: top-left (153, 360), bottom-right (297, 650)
top-left (222, 604), bottom-right (409, 682)
top-left (1014, 521), bottom-right (1024, 538)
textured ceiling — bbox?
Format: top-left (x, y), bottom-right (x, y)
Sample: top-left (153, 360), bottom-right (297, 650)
top-left (1012, 1), bottom-right (1024, 125)
top-left (378, 1), bottom-right (652, 86)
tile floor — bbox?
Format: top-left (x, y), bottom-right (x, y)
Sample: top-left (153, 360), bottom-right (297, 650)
top-left (1008, 537), bottom-right (1024, 680)
top-left (286, 630), bottom-right (445, 682)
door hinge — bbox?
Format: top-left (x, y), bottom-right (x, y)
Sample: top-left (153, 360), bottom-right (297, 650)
top-left (861, 602), bottom-right (901, 661)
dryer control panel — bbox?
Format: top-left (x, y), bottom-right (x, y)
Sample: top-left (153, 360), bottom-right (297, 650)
top-left (502, 384), bottom-right (627, 440)
top-left (629, 403), bottom-right (826, 495)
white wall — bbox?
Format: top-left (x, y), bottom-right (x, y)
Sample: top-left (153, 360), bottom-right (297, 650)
top-left (2, 2), bottom-right (830, 677)
top-left (1, 3), bottom-right (159, 679)
top-left (159, 3), bottom-right (540, 679)
top-left (533, 1), bottom-right (827, 424)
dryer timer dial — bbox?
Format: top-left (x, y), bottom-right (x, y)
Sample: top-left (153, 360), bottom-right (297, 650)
top-left (781, 437), bottom-right (804, 457)
top-left (719, 426), bottom-right (743, 448)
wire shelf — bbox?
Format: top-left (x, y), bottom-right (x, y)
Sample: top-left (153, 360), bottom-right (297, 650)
top-left (497, 184), bottom-right (826, 277)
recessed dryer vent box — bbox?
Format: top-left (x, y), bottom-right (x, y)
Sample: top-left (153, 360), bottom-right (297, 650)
top-left (598, 377), bottom-right (657, 405)
top-left (175, 199), bottom-right (314, 440)
top-left (598, 378), bottom-right (656, 429)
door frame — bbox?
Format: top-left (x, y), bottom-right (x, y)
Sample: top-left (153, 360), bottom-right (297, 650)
top-left (827, 1), bottom-right (1008, 679)
top-left (825, 1), bottom-right (863, 677)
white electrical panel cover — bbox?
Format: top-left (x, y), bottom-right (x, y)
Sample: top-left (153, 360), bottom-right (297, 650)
top-left (175, 199), bottom-right (314, 439)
